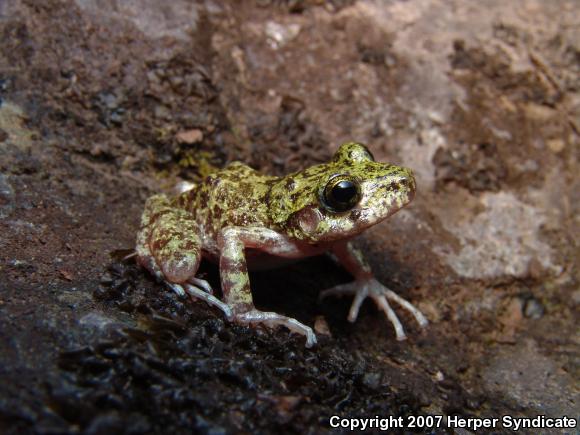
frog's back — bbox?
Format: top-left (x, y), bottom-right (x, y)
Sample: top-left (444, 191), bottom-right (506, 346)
top-left (179, 162), bottom-right (278, 239)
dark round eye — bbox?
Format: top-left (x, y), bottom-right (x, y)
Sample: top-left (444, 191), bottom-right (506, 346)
top-left (321, 175), bottom-right (361, 212)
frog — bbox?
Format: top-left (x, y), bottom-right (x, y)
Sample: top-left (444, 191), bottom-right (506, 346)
top-left (135, 142), bottom-right (428, 347)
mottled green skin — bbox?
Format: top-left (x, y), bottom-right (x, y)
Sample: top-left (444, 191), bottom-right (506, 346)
top-left (135, 142), bottom-right (419, 345)
top-left (173, 142), bottom-right (415, 246)
top-left (269, 143), bottom-right (415, 242)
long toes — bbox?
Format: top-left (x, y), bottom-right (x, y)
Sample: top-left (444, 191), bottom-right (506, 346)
top-left (278, 317), bottom-right (316, 348)
top-left (189, 277), bottom-right (214, 295)
top-left (183, 283), bottom-right (233, 320)
top-left (372, 294), bottom-right (406, 341)
top-left (383, 289), bottom-right (429, 328)
top-left (347, 288), bottom-right (368, 323)
top-left (318, 283), bottom-right (357, 301)
top-left (235, 310), bottom-right (317, 348)
top-left (168, 283), bottom-right (186, 297)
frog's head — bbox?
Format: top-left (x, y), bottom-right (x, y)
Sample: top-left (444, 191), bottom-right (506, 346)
top-left (269, 142), bottom-right (416, 243)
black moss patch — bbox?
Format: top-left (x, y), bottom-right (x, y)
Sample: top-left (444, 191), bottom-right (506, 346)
top-left (28, 259), bottom-right (448, 435)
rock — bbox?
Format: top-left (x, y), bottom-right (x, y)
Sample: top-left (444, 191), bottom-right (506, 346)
top-left (523, 103), bottom-right (556, 122)
top-left (546, 138), bottom-right (565, 153)
top-left (314, 316), bottom-right (331, 337)
top-left (176, 129), bottom-right (204, 144)
top-left (265, 21), bottom-right (301, 49)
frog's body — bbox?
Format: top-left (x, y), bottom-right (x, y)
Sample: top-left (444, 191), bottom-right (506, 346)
top-left (136, 142), bottom-right (427, 347)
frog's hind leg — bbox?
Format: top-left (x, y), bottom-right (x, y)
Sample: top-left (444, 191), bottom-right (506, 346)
top-left (135, 194), bottom-right (230, 318)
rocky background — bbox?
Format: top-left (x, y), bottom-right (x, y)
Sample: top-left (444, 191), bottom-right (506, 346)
top-left (0, 0), bottom-right (578, 434)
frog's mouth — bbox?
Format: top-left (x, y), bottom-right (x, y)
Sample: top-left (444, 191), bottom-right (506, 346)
top-left (355, 190), bottom-right (413, 227)
top-left (292, 198), bottom-right (414, 244)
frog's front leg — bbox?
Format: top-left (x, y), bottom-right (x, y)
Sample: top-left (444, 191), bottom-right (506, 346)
top-left (320, 241), bottom-right (428, 340)
top-left (218, 226), bottom-right (317, 348)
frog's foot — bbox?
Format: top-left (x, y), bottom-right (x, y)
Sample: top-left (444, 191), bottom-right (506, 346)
top-left (234, 309), bottom-right (317, 348)
top-left (319, 278), bottom-right (428, 341)
top-left (167, 282), bottom-right (233, 321)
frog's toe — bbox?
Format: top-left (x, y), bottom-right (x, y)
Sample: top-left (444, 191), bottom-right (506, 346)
top-left (168, 282), bottom-right (233, 321)
top-left (368, 291), bottom-right (406, 340)
top-left (234, 310), bottom-right (317, 348)
top-left (365, 279), bottom-right (428, 339)
top-left (188, 277), bottom-right (214, 295)
top-left (319, 282), bottom-right (369, 321)
top-left (168, 282), bottom-right (186, 297)
top-left (318, 282), bottom-right (358, 301)
top-left (380, 286), bottom-right (429, 329)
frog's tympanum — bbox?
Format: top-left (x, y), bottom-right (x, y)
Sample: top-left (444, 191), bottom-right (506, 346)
top-left (136, 142), bottom-right (428, 347)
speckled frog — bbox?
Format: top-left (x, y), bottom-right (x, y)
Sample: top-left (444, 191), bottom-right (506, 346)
top-left (136, 142), bottom-right (427, 347)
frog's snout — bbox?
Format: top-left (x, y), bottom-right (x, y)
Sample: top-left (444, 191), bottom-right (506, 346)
top-left (399, 174), bottom-right (414, 188)
top-left (401, 170), bottom-right (416, 200)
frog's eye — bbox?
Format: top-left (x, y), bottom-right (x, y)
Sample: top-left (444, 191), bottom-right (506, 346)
top-left (321, 175), bottom-right (362, 212)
